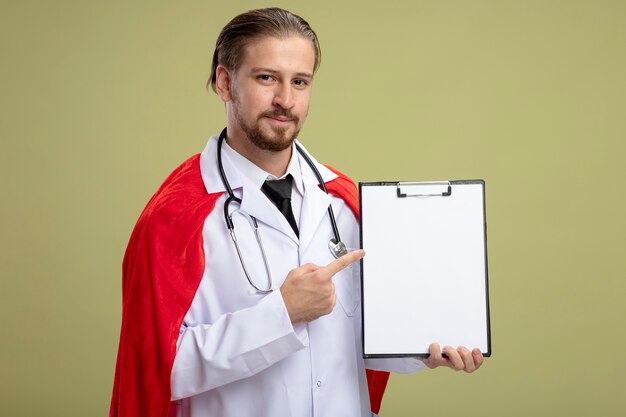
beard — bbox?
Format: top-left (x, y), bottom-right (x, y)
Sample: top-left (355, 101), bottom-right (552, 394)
top-left (231, 93), bottom-right (302, 153)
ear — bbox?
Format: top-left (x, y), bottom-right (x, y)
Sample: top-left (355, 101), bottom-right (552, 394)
top-left (215, 65), bottom-right (233, 102)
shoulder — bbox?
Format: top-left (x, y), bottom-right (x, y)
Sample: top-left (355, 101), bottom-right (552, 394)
top-left (148, 155), bottom-right (218, 214)
top-left (323, 164), bottom-right (359, 219)
top-left (323, 164), bottom-right (357, 198)
top-left (133, 154), bottom-right (222, 237)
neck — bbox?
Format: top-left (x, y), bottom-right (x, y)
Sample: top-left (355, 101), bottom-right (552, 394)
top-left (225, 126), bottom-right (293, 178)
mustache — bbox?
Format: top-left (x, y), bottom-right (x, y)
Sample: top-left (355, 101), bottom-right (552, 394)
top-left (259, 109), bottom-right (298, 122)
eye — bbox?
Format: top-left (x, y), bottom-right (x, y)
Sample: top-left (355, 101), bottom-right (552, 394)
top-left (257, 74), bottom-right (275, 84)
top-left (293, 79), bottom-right (309, 88)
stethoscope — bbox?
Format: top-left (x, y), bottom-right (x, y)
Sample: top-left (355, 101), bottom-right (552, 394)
top-left (217, 128), bottom-right (348, 294)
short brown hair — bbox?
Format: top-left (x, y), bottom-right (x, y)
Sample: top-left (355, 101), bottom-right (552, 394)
top-left (208, 8), bottom-right (321, 92)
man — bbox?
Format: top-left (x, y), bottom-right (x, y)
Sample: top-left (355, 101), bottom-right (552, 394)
top-left (110, 7), bottom-right (483, 417)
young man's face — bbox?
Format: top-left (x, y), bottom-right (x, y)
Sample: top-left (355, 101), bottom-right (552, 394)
top-left (223, 35), bottom-right (316, 152)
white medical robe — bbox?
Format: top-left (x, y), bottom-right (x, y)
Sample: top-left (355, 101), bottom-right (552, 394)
top-left (171, 135), bottom-right (423, 417)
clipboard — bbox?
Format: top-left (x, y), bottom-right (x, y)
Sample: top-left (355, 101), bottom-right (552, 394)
top-left (359, 180), bottom-right (491, 358)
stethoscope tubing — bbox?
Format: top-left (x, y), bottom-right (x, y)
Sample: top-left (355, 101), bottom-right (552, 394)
top-left (216, 127), bottom-right (345, 294)
top-left (217, 127), bottom-right (342, 245)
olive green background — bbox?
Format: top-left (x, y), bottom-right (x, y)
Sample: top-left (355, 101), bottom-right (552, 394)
top-left (2, 1), bottom-right (625, 416)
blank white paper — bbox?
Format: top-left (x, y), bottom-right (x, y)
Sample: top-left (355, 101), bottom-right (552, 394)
top-left (360, 181), bottom-right (490, 357)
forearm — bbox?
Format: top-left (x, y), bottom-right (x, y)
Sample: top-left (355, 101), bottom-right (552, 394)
top-left (171, 290), bottom-right (307, 400)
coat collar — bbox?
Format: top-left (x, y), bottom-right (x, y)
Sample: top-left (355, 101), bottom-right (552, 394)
top-left (200, 135), bottom-right (337, 194)
top-left (199, 134), bottom-right (338, 245)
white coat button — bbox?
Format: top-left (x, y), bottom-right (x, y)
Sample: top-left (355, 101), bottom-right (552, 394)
top-left (316, 380), bottom-right (322, 387)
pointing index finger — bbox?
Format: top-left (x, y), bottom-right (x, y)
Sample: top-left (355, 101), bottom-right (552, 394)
top-left (324, 249), bottom-right (365, 276)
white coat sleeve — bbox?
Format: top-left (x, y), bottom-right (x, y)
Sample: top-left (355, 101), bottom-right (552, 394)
top-left (170, 290), bottom-right (308, 400)
top-left (365, 357), bottom-right (426, 374)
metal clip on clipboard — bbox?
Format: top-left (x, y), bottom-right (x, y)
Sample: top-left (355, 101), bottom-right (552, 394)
top-left (396, 181), bottom-right (452, 198)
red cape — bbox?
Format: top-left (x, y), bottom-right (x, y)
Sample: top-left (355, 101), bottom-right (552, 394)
top-left (110, 154), bottom-right (389, 417)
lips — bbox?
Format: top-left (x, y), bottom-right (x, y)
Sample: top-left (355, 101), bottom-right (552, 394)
top-left (267, 116), bottom-right (293, 122)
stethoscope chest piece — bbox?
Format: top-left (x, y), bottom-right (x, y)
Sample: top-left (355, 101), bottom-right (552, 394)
top-left (328, 238), bottom-right (348, 259)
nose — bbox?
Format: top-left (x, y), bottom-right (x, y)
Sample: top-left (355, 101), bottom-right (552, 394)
top-left (272, 83), bottom-right (294, 109)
